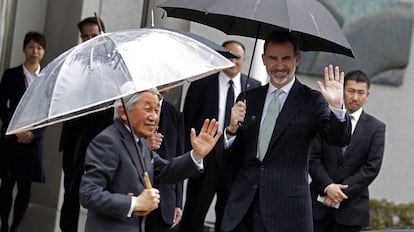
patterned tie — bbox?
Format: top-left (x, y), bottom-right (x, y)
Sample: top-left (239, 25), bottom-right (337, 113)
top-left (258, 89), bottom-right (283, 161)
top-left (224, 80), bottom-right (235, 127)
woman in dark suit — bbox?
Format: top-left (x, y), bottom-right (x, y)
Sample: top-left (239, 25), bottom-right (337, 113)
top-left (0, 31), bottom-right (46, 232)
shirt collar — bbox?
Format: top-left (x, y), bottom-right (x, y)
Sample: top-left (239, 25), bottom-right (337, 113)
top-left (349, 108), bottom-right (363, 122)
top-left (22, 64), bottom-right (41, 76)
top-left (267, 76), bottom-right (296, 96)
top-left (219, 71), bottom-right (241, 86)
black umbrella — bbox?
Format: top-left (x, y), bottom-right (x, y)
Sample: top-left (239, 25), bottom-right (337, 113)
top-left (158, 0), bottom-right (354, 57)
top-left (158, 28), bottom-right (240, 59)
top-left (159, 0), bottom-right (354, 127)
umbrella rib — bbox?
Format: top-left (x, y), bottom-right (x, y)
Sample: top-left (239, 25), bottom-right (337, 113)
top-left (251, 0), bottom-right (261, 19)
top-left (309, 13), bottom-right (321, 36)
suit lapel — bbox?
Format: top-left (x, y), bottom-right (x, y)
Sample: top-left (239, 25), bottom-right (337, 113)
top-left (115, 120), bottom-right (145, 186)
top-left (266, 80), bottom-right (304, 152)
top-left (240, 74), bottom-right (251, 92)
top-left (212, 75), bottom-right (220, 117)
top-left (343, 111), bottom-right (366, 157)
top-left (158, 103), bottom-right (168, 153)
top-left (17, 66), bottom-right (27, 91)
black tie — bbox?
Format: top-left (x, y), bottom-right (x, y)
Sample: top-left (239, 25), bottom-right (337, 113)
top-left (342, 115), bottom-right (355, 157)
top-left (224, 80), bottom-right (235, 127)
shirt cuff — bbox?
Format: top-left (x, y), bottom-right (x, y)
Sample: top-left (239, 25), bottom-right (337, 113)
top-left (190, 150), bottom-right (204, 170)
top-left (329, 105), bottom-right (346, 122)
top-left (127, 196), bottom-right (136, 217)
top-left (223, 128), bottom-right (236, 149)
top-left (324, 186), bottom-right (329, 194)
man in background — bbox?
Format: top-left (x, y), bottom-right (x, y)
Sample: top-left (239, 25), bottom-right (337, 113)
top-left (180, 40), bottom-right (261, 232)
top-left (309, 70), bottom-right (386, 232)
top-left (59, 16), bottom-right (113, 232)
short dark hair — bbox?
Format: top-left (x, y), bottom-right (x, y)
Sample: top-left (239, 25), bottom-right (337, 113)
top-left (263, 31), bottom-right (300, 55)
top-left (77, 17), bottom-right (105, 33)
top-left (222, 40), bottom-right (246, 53)
top-left (344, 70), bottom-right (371, 89)
top-left (23, 31), bottom-right (46, 49)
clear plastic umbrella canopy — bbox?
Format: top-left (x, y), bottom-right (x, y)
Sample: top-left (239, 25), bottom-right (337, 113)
top-left (6, 28), bottom-right (233, 135)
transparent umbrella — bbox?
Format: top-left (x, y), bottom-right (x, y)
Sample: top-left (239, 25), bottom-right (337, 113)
top-left (6, 28), bottom-right (233, 135)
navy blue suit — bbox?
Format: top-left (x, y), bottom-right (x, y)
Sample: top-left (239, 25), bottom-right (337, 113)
top-left (180, 73), bottom-right (261, 232)
top-left (221, 80), bottom-right (351, 232)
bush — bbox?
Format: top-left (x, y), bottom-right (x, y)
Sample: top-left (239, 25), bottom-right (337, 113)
top-left (365, 199), bottom-right (414, 230)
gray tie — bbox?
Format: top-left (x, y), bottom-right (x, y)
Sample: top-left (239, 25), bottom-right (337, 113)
top-left (258, 89), bottom-right (283, 161)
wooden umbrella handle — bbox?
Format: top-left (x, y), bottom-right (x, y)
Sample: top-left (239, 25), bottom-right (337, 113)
top-left (128, 172), bottom-right (153, 216)
top-left (143, 172), bottom-right (152, 189)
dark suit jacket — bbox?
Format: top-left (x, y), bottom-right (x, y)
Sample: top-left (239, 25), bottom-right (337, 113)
top-left (309, 111), bottom-right (386, 227)
top-left (0, 65), bottom-right (45, 182)
top-left (183, 73), bottom-right (261, 167)
top-left (79, 119), bottom-right (201, 232)
top-left (148, 100), bottom-right (185, 225)
top-left (221, 80), bottom-right (351, 232)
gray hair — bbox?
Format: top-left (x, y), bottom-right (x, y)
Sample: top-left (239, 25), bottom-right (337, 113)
top-left (113, 87), bottom-right (159, 120)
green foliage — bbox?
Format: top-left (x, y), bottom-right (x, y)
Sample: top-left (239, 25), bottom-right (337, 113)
top-left (365, 199), bottom-right (414, 230)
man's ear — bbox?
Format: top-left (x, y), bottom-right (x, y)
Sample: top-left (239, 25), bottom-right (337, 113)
top-left (118, 105), bottom-right (127, 121)
top-left (295, 53), bottom-right (301, 65)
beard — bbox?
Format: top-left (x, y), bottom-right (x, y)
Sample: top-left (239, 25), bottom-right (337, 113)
top-left (268, 65), bottom-right (296, 86)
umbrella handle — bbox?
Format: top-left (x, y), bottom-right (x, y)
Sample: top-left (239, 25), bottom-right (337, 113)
top-left (127, 191), bottom-right (151, 216)
top-left (143, 171), bottom-right (152, 189)
top-left (128, 172), bottom-right (153, 216)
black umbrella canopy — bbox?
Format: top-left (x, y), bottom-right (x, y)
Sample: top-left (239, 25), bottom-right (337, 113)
top-left (158, 28), bottom-right (240, 59)
top-left (159, 0), bottom-right (354, 58)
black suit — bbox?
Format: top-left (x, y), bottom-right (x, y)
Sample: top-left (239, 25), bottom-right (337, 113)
top-left (145, 100), bottom-right (185, 231)
top-left (221, 80), bottom-right (351, 232)
top-left (309, 111), bottom-right (385, 231)
top-left (0, 65), bottom-right (45, 231)
top-left (180, 73), bottom-right (260, 232)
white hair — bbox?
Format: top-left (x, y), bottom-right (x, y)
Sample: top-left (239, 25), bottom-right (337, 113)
top-left (113, 87), bottom-right (159, 120)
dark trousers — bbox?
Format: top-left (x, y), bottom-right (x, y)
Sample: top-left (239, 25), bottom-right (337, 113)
top-left (59, 148), bottom-right (83, 232)
top-left (0, 179), bottom-right (32, 232)
top-left (145, 207), bottom-right (172, 232)
top-left (314, 218), bottom-right (362, 232)
top-left (231, 192), bottom-right (267, 232)
top-left (180, 167), bottom-right (229, 232)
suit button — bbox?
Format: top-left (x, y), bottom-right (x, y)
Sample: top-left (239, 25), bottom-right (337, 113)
top-left (260, 165), bottom-right (265, 170)
top-left (253, 185), bottom-right (258, 189)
